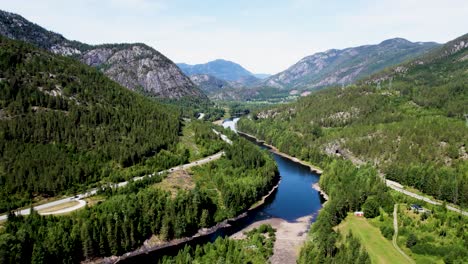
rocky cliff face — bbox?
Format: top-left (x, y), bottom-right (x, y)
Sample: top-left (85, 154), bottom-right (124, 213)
top-left (0, 10), bottom-right (205, 100)
top-left (261, 38), bottom-right (439, 90)
top-left (81, 44), bottom-right (205, 99)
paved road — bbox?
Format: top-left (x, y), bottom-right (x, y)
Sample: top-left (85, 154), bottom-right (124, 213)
top-left (393, 204), bottom-right (415, 263)
top-left (0, 128), bottom-right (233, 221)
top-left (0, 151), bottom-right (225, 221)
top-left (386, 180), bottom-right (467, 216)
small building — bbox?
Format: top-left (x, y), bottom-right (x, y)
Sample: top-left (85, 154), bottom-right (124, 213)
top-left (410, 204), bottom-right (425, 213)
top-left (354, 211), bottom-right (364, 217)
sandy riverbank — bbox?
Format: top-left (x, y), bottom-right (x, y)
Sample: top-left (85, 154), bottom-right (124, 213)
top-left (230, 214), bottom-right (317, 264)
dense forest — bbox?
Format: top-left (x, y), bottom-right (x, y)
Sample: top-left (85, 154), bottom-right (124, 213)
top-left (0, 137), bottom-right (278, 263)
top-left (0, 36), bottom-right (184, 212)
top-left (238, 34), bottom-right (468, 207)
top-left (298, 160), bottom-right (391, 263)
top-left (160, 224), bottom-right (276, 264)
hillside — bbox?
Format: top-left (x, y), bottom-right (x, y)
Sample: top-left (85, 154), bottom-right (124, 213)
top-left (0, 10), bottom-right (205, 100)
top-left (0, 36), bottom-right (182, 212)
top-left (261, 38), bottom-right (439, 90)
top-left (239, 33), bottom-right (468, 207)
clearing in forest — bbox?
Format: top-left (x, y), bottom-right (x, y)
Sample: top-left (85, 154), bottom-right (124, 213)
top-left (336, 214), bottom-right (412, 264)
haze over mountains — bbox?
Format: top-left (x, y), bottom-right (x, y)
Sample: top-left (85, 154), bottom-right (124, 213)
top-left (0, 10), bottom-right (206, 100)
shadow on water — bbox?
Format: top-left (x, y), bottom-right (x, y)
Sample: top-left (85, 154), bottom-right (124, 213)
top-left (118, 133), bottom-right (324, 263)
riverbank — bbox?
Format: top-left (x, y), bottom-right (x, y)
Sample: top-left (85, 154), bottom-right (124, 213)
top-left (312, 183), bottom-right (329, 202)
top-left (237, 131), bottom-right (323, 175)
top-left (230, 215), bottom-right (315, 264)
top-left (94, 173), bottom-right (281, 264)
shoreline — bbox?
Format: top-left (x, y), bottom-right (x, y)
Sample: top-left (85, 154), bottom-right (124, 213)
top-left (230, 215), bottom-right (314, 264)
top-left (312, 183), bottom-right (329, 201)
top-left (237, 131), bottom-right (324, 175)
top-left (95, 172), bottom-right (281, 264)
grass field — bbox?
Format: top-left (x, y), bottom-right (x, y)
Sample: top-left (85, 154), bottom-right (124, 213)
top-left (337, 213), bottom-right (412, 264)
top-left (152, 169), bottom-right (195, 197)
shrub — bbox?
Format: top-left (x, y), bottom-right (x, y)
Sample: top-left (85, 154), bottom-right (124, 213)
top-left (379, 225), bottom-right (394, 240)
top-left (406, 233), bottom-right (418, 248)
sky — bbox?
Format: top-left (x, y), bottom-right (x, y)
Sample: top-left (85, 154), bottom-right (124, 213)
top-left (1, 0), bottom-right (467, 74)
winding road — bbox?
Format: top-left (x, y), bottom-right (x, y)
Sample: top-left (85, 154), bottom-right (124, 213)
top-left (338, 145), bottom-right (467, 216)
top-left (0, 129), bottom-right (232, 221)
top-left (386, 180), bottom-right (467, 216)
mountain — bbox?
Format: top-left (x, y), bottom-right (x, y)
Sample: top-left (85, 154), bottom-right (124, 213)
top-left (177, 59), bottom-right (253, 81)
top-left (365, 33), bottom-right (468, 85)
top-left (189, 74), bottom-right (232, 93)
top-left (239, 33), bottom-right (468, 207)
top-left (0, 35), bottom-right (182, 211)
top-left (177, 59), bottom-right (264, 90)
top-left (261, 38), bottom-right (440, 90)
top-left (0, 10), bottom-right (205, 100)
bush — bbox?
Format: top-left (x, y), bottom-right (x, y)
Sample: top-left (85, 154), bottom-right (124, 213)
top-left (379, 225), bottom-right (394, 240)
top-left (363, 196), bottom-right (380, 218)
top-left (406, 233), bottom-right (418, 248)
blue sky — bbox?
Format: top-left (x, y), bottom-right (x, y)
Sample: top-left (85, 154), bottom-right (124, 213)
top-left (1, 0), bottom-right (467, 73)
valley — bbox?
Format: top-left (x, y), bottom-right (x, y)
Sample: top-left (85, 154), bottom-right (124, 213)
top-left (0, 5), bottom-right (467, 264)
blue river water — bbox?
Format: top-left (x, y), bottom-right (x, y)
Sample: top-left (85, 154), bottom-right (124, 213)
top-left (120, 124), bottom-right (324, 263)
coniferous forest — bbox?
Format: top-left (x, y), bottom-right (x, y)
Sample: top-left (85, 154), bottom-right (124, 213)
top-left (1, 6), bottom-right (467, 264)
top-left (238, 35), bottom-right (468, 208)
top-left (0, 36), bottom-right (279, 263)
top-left (0, 36), bottom-right (182, 212)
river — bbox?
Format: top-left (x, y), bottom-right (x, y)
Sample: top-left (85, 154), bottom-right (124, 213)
top-left (118, 118), bottom-right (324, 263)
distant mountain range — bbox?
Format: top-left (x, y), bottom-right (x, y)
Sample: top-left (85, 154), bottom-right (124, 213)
top-left (177, 59), bottom-right (272, 93)
top-left (177, 59), bottom-right (254, 81)
top-left (260, 38), bottom-right (440, 90)
top-left (0, 9), bottom-right (445, 102)
top-left (0, 10), bottom-right (206, 100)
top-left (209, 38), bottom-right (441, 101)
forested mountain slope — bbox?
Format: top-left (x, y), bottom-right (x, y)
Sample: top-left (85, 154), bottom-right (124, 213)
top-left (239, 33), bottom-right (468, 207)
top-left (261, 38), bottom-right (439, 90)
top-left (0, 36), bottom-right (182, 212)
top-left (0, 10), bottom-right (206, 100)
